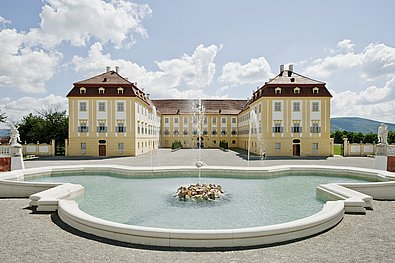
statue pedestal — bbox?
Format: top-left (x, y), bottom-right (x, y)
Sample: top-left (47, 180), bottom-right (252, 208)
top-left (374, 144), bottom-right (387, 170)
top-left (10, 144), bottom-right (24, 171)
top-left (373, 144), bottom-right (395, 172)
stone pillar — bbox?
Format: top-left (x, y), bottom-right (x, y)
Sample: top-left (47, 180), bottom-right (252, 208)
top-left (330, 138), bottom-right (334, 156)
top-left (374, 144), bottom-right (388, 170)
top-left (343, 138), bottom-right (348, 157)
top-left (51, 139), bottom-right (56, 156)
top-left (387, 145), bottom-right (395, 172)
top-left (65, 139), bottom-right (69, 156)
top-left (10, 144), bottom-right (24, 170)
top-left (36, 142), bottom-right (40, 156)
top-left (360, 142), bottom-right (364, 157)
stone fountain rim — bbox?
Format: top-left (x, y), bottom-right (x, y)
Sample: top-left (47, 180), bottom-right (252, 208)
top-left (1, 164), bottom-right (395, 248)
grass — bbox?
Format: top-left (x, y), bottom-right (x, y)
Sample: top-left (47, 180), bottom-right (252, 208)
top-left (333, 144), bottom-right (343, 155)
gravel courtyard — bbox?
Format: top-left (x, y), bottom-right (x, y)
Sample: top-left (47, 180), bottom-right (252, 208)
top-left (1, 149), bottom-right (394, 262)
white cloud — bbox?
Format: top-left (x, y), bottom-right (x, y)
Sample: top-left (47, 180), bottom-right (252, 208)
top-left (304, 53), bottom-right (362, 78)
top-left (0, 94), bottom-right (67, 124)
top-left (40, 0), bottom-right (152, 48)
top-left (0, 28), bottom-right (62, 93)
top-left (304, 40), bottom-right (395, 81)
top-left (219, 57), bottom-right (273, 86)
top-left (0, 0), bottom-right (151, 94)
top-left (0, 15), bottom-right (10, 26)
top-left (360, 43), bottom-right (395, 80)
top-left (72, 42), bottom-right (221, 98)
top-left (331, 75), bottom-right (395, 123)
top-left (337, 39), bottom-right (354, 53)
top-left (303, 40), bottom-right (395, 123)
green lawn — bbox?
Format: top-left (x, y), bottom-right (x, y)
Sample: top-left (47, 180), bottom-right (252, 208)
top-left (333, 144), bottom-right (343, 155)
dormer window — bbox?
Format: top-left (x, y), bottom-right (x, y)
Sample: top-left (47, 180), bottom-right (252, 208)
top-left (294, 87), bottom-right (300, 94)
top-left (275, 87), bottom-right (282, 94)
top-left (99, 87), bottom-right (105, 94)
top-left (117, 87), bottom-right (124, 95)
top-left (79, 87), bottom-right (86, 94)
top-left (313, 87), bottom-right (319, 94)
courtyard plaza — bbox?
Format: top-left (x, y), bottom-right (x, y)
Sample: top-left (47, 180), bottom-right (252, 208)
top-left (1, 149), bottom-right (394, 262)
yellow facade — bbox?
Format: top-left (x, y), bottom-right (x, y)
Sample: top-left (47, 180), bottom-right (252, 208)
top-left (68, 97), bottom-right (160, 157)
top-left (237, 97), bottom-right (332, 157)
top-left (159, 114), bottom-right (239, 148)
top-left (67, 65), bottom-right (332, 157)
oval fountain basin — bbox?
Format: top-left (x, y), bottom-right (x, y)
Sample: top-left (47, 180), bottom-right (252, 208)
top-left (29, 173), bottom-right (368, 230)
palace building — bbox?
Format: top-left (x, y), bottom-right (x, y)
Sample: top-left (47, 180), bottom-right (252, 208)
top-left (66, 64), bottom-right (332, 157)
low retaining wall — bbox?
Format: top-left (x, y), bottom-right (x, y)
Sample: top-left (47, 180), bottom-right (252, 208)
top-left (0, 157), bottom-right (11, 172)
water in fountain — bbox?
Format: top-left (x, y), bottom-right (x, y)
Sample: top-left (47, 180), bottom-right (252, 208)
top-left (151, 105), bottom-right (157, 168)
top-left (248, 110), bottom-right (265, 165)
top-left (192, 99), bottom-right (206, 183)
top-left (173, 99), bottom-right (222, 202)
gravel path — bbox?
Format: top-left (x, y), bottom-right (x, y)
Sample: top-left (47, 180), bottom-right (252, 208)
top-left (1, 151), bottom-right (393, 262)
top-left (1, 199), bottom-right (394, 263)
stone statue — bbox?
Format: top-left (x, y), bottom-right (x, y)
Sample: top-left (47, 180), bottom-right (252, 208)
top-left (377, 123), bottom-right (389, 145)
top-left (8, 123), bottom-right (21, 146)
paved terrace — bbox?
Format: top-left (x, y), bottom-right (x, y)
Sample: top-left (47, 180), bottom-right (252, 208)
top-left (1, 149), bottom-right (394, 262)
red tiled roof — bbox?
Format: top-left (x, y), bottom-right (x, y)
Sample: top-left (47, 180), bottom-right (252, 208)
top-left (249, 69), bottom-right (332, 103)
top-left (73, 71), bottom-right (132, 86)
top-left (266, 70), bottom-right (325, 85)
top-left (151, 99), bottom-right (248, 115)
top-left (66, 70), bottom-right (153, 106)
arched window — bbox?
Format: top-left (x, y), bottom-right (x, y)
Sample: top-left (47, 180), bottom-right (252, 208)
top-left (294, 87), bottom-right (300, 94)
top-left (275, 87), bottom-right (282, 94)
top-left (99, 87), bottom-right (105, 94)
top-left (313, 87), bottom-right (319, 94)
top-left (79, 87), bottom-right (86, 94)
top-left (117, 87), bottom-right (124, 94)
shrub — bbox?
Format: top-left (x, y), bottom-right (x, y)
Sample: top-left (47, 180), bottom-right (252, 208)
top-left (219, 140), bottom-right (228, 149)
top-left (171, 140), bottom-right (182, 150)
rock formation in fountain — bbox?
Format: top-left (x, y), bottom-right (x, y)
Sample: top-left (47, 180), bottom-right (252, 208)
top-left (176, 183), bottom-right (223, 201)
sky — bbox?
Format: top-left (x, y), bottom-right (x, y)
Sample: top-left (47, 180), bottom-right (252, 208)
top-left (1, 0), bottom-right (395, 128)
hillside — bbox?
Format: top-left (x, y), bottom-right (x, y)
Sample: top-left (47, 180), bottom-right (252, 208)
top-left (330, 117), bottom-right (395, 133)
top-left (0, 129), bottom-right (10, 137)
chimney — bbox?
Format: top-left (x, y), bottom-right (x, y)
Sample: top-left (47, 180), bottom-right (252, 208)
top-left (146, 93), bottom-right (150, 99)
top-left (289, 64), bottom-right (294, 72)
top-left (106, 66), bottom-right (111, 72)
top-left (280, 64), bottom-right (284, 73)
top-left (115, 66), bottom-right (119, 73)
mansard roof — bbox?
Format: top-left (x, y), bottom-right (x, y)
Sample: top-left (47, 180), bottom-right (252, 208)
top-left (249, 66), bottom-right (332, 103)
top-left (266, 69), bottom-right (325, 85)
top-left (66, 70), bottom-right (153, 106)
top-left (73, 70), bottom-right (133, 86)
top-left (151, 99), bottom-right (248, 115)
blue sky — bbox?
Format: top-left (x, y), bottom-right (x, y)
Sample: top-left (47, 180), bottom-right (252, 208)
top-left (1, 0), bottom-right (395, 127)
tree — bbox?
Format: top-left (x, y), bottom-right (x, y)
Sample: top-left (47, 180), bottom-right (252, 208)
top-left (331, 130), bottom-right (347, 144)
top-left (17, 113), bottom-right (46, 144)
top-left (18, 104), bottom-right (68, 155)
top-left (363, 132), bottom-right (378, 144)
top-left (351, 132), bottom-right (364, 143)
top-left (0, 109), bottom-right (6, 123)
top-left (389, 131), bottom-right (395, 144)
top-left (36, 104), bottom-right (68, 145)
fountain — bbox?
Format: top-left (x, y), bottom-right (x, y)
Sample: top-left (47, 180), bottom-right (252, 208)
top-left (151, 105), bottom-right (157, 168)
top-left (248, 110), bottom-right (265, 165)
top-left (172, 100), bottom-right (225, 201)
top-left (192, 99), bottom-right (205, 183)
top-left (176, 183), bottom-right (223, 201)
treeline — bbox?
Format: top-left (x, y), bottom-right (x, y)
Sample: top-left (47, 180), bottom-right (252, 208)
top-left (17, 105), bottom-right (68, 145)
top-left (331, 130), bottom-right (395, 144)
